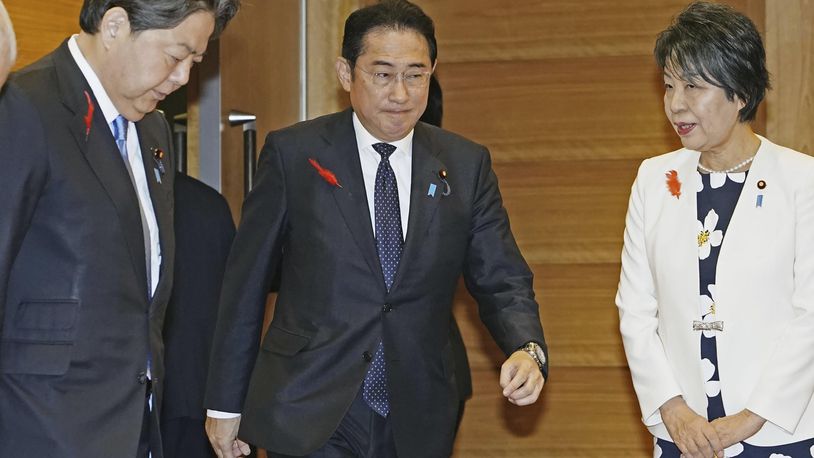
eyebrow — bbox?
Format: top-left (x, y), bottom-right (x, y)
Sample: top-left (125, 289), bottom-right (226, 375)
top-left (369, 60), bottom-right (428, 69)
top-left (177, 43), bottom-right (207, 57)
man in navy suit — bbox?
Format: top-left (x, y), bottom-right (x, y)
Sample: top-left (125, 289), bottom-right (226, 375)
top-left (162, 171), bottom-right (235, 458)
top-left (205, 2), bottom-right (548, 457)
top-left (0, 1), bottom-right (238, 456)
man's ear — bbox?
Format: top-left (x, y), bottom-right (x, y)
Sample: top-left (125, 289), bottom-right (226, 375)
top-left (99, 7), bottom-right (130, 49)
top-left (335, 57), bottom-right (352, 92)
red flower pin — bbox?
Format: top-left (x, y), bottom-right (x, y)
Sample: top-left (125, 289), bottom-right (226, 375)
top-left (308, 158), bottom-right (342, 188)
top-left (83, 90), bottom-right (94, 140)
top-left (665, 170), bottom-right (681, 199)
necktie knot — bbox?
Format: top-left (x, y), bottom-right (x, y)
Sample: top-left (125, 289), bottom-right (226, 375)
top-left (372, 142), bottom-right (396, 160)
top-left (112, 115), bottom-right (128, 143)
top-left (112, 115), bottom-right (128, 158)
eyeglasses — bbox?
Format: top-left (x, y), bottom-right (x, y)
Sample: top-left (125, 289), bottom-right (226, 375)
top-left (356, 67), bottom-right (432, 89)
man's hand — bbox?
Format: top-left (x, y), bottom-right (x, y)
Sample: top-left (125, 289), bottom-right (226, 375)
top-left (710, 409), bottom-right (765, 448)
top-left (205, 416), bottom-right (251, 458)
top-left (499, 350), bottom-right (545, 406)
top-left (660, 396), bottom-right (723, 458)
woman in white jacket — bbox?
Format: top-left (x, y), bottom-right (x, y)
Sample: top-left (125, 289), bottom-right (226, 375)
top-left (616, 2), bottom-right (814, 457)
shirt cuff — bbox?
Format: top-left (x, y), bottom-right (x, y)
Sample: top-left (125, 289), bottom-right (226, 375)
top-left (207, 409), bottom-right (241, 419)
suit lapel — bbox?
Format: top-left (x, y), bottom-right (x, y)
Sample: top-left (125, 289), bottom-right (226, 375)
top-left (317, 111), bottom-right (383, 283)
top-left (137, 120), bottom-right (173, 307)
top-left (55, 42), bottom-right (149, 295)
top-left (389, 124), bottom-right (444, 293)
top-left (656, 150), bottom-right (701, 303)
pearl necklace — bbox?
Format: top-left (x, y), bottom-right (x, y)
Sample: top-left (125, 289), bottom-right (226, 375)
top-left (697, 155), bottom-right (755, 174)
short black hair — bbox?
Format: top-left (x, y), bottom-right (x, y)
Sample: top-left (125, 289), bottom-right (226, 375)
top-left (654, 1), bottom-right (769, 122)
top-left (80, 0), bottom-right (240, 38)
top-left (342, 0), bottom-right (437, 70)
top-left (420, 74), bottom-right (443, 127)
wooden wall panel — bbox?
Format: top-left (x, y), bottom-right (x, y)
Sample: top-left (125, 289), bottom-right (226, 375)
top-left (4, 0), bottom-right (81, 70)
top-left (453, 367), bottom-right (651, 456)
top-left (306, 0), bottom-right (360, 119)
top-left (765, 0), bottom-right (814, 155)
top-left (441, 57), bottom-right (676, 162)
top-left (219, 1), bottom-right (301, 220)
top-left (494, 160), bottom-right (638, 265)
top-left (425, 0), bottom-right (763, 63)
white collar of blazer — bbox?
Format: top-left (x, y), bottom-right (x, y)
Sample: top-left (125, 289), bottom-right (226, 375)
top-left (650, 135), bottom-right (776, 322)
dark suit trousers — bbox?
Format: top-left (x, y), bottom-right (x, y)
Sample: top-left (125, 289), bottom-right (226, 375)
top-left (137, 383), bottom-right (161, 458)
top-left (266, 387), bottom-right (397, 458)
top-left (162, 417), bottom-right (215, 458)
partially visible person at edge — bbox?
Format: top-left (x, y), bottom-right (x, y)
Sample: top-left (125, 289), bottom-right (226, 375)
top-left (0, 0), bottom-right (16, 86)
top-left (616, 2), bottom-right (814, 458)
top-left (204, 1), bottom-right (548, 457)
top-left (0, 1), bottom-right (239, 457)
top-left (161, 169), bottom-right (236, 458)
top-left (419, 73), bottom-right (473, 435)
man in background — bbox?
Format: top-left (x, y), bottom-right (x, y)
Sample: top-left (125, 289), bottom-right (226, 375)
top-left (162, 170), bottom-right (236, 458)
top-left (0, 1), bottom-right (238, 456)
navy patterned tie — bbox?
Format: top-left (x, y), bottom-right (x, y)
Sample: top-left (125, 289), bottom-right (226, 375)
top-left (363, 142), bottom-right (403, 417)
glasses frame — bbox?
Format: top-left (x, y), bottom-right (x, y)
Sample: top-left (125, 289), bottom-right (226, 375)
top-left (355, 66), bottom-right (433, 89)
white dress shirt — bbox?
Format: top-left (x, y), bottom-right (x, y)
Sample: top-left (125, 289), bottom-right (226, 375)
top-left (353, 112), bottom-right (413, 240)
top-left (68, 35), bottom-right (161, 296)
top-left (207, 112), bottom-right (415, 420)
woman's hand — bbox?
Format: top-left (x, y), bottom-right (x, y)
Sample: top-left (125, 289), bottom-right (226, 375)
top-left (660, 396), bottom-right (724, 458)
top-left (710, 409), bottom-right (765, 448)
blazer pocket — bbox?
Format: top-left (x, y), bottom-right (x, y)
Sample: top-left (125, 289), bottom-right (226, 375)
top-left (0, 300), bottom-right (79, 376)
top-left (14, 300), bottom-right (79, 333)
top-left (261, 325), bottom-right (311, 356)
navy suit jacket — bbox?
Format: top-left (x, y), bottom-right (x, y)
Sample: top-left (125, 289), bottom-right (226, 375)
top-left (163, 173), bottom-right (234, 423)
top-left (0, 41), bottom-right (175, 457)
top-left (205, 109), bottom-right (546, 458)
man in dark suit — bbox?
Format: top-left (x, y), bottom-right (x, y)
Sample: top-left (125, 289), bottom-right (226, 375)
top-left (205, 2), bottom-right (548, 457)
top-left (0, 1), bottom-right (238, 457)
top-left (162, 172), bottom-right (236, 458)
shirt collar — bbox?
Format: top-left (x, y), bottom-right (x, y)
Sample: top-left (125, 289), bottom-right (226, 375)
top-left (68, 35), bottom-right (121, 126)
top-left (352, 111), bottom-right (414, 157)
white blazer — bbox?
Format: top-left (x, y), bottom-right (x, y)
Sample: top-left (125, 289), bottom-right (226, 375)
top-left (616, 136), bottom-right (814, 445)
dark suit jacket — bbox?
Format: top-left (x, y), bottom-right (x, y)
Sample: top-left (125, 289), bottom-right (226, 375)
top-left (0, 41), bottom-right (175, 458)
top-left (163, 172), bottom-right (235, 423)
top-left (205, 109), bottom-right (546, 458)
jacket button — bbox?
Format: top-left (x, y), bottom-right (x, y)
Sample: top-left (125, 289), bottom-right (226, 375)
top-left (137, 372), bottom-right (148, 385)
top-left (363, 351), bottom-right (373, 362)
top-left (382, 304), bottom-right (392, 313)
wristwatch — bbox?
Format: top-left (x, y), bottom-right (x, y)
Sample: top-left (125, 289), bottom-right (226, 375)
top-left (521, 341), bottom-right (546, 374)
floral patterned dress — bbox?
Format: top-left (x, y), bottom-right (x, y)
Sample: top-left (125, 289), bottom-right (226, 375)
top-left (655, 171), bottom-right (814, 458)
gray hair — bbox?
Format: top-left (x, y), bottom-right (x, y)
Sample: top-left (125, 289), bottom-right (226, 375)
top-left (79, 0), bottom-right (240, 38)
top-left (0, 0), bottom-right (17, 70)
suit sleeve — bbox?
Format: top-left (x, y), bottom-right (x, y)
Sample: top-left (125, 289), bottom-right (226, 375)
top-left (0, 85), bottom-right (49, 337)
top-left (461, 146), bottom-right (548, 375)
top-left (615, 161), bottom-right (682, 426)
top-left (746, 163), bottom-right (814, 433)
top-left (204, 132), bottom-right (288, 413)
